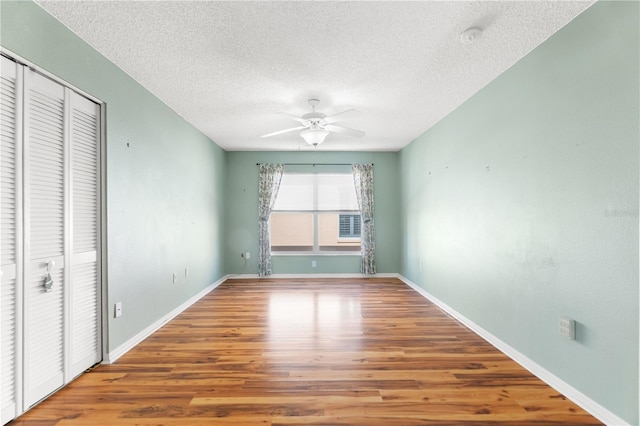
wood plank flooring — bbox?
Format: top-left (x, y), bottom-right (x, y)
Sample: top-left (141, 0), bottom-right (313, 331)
top-left (11, 278), bottom-right (601, 425)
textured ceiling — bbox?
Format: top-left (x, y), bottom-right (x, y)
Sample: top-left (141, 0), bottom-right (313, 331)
top-left (37, 1), bottom-right (594, 152)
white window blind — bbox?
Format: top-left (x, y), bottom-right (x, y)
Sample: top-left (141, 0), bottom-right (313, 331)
top-left (273, 173), bottom-right (358, 212)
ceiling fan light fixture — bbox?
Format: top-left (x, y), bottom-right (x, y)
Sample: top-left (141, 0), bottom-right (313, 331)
top-left (300, 128), bottom-right (329, 146)
top-left (261, 99), bottom-right (364, 145)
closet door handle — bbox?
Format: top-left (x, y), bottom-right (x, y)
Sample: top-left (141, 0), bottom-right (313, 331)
top-left (43, 261), bottom-right (55, 292)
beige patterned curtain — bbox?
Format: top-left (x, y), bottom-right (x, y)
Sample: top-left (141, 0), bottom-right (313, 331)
top-left (352, 164), bottom-right (376, 275)
top-left (258, 164), bottom-right (284, 277)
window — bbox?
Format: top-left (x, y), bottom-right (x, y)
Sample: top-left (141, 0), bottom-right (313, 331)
top-left (270, 173), bottom-right (361, 254)
top-left (339, 214), bottom-right (361, 238)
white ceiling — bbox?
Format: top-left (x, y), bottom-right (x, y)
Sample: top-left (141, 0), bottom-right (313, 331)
top-left (37, 1), bottom-right (594, 152)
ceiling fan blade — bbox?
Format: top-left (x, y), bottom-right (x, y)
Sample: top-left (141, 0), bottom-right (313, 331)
top-left (325, 108), bottom-right (356, 121)
top-left (261, 126), bottom-right (306, 138)
top-left (275, 112), bottom-right (308, 124)
top-left (325, 124), bottom-right (366, 138)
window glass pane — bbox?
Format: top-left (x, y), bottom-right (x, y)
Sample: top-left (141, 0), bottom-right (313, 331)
top-left (319, 213), bottom-right (360, 252)
top-left (270, 212), bottom-right (313, 252)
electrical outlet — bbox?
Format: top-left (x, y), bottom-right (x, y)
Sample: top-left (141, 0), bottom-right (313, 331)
top-left (312, 260), bottom-right (317, 268)
top-left (245, 251), bottom-right (250, 259)
top-left (173, 273), bottom-right (177, 284)
top-left (559, 316), bottom-right (575, 340)
top-left (114, 302), bottom-right (122, 318)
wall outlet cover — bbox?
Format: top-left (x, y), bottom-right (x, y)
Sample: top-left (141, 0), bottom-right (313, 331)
top-left (559, 316), bottom-right (575, 340)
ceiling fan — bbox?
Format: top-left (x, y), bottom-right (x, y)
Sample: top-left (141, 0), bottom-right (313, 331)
top-left (261, 99), bottom-right (365, 146)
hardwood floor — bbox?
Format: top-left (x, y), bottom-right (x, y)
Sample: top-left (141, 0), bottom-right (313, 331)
top-left (11, 278), bottom-right (601, 425)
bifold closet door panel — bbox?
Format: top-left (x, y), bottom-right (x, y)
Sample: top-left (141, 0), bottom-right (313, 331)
top-left (0, 58), bottom-right (101, 423)
top-left (0, 55), bottom-right (20, 425)
top-left (22, 68), bottom-right (66, 408)
top-left (68, 92), bottom-right (101, 378)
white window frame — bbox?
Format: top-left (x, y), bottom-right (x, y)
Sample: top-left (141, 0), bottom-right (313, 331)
top-left (270, 173), bottom-right (361, 256)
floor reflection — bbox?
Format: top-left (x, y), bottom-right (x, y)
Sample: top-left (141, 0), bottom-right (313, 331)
top-left (268, 289), bottom-right (362, 350)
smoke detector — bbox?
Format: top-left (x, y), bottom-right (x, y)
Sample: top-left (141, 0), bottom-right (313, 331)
top-left (460, 27), bottom-right (483, 44)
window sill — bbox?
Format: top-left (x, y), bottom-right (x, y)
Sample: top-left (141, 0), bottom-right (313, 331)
top-left (337, 238), bottom-right (360, 243)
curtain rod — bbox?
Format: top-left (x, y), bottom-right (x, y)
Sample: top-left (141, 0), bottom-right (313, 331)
top-left (256, 163), bottom-right (373, 166)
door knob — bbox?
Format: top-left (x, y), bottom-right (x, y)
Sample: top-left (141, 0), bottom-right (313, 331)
top-left (43, 261), bottom-right (55, 292)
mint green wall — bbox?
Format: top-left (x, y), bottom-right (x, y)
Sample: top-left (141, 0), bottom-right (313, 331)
top-left (5, 0), bottom-right (637, 422)
top-left (225, 151), bottom-right (400, 275)
top-left (1, 1), bottom-right (227, 351)
top-left (399, 2), bottom-right (638, 423)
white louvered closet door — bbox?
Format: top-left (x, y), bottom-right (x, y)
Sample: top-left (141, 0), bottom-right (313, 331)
top-left (68, 92), bottom-right (101, 379)
top-left (0, 55), bottom-right (21, 426)
top-left (0, 57), bottom-right (101, 423)
top-left (22, 68), bottom-right (67, 408)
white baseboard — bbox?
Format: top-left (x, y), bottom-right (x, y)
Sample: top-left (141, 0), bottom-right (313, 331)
top-left (104, 274), bottom-right (230, 364)
top-left (226, 273), bottom-right (398, 279)
top-left (397, 275), bottom-right (629, 426)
